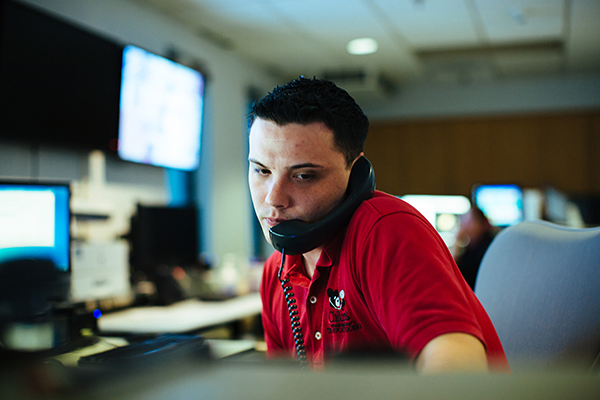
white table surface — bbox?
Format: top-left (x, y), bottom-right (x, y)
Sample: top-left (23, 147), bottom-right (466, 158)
top-left (97, 292), bottom-right (262, 334)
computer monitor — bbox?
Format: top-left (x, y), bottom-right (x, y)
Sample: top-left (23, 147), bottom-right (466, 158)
top-left (472, 184), bottom-right (523, 227)
top-left (0, 180), bottom-right (71, 271)
top-left (401, 194), bottom-right (471, 247)
top-left (117, 45), bottom-right (205, 171)
top-left (0, 0), bottom-right (122, 152)
top-left (129, 204), bottom-right (199, 270)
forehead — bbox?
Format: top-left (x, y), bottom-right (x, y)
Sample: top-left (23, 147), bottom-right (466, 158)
top-left (250, 118), bottom-right (332, 140)
top-left (249, 118), bottom-right (339, 157)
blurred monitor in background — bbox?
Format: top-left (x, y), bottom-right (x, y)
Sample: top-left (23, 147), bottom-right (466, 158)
top-left (400, 194), bottom-right (471, 248)
top-left (472, 184), bottom-right (523, 227)
top-left (0, 181), bottom-right (70, 271)
top-left (0, 180), bottom-right (72, 351)
top-left (129, 204), bottom-right (201, 305)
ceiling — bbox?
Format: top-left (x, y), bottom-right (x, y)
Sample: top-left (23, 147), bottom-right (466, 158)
top-left (132, 0), bottom-right (600, 99)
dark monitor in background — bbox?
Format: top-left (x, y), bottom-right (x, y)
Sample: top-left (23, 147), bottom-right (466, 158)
top-left (472, 184), bottom-right (524, 227)
top-left (129, 204), bottom-right (200, 305)
top-left (569, 195), bottom-right (600, 227)
top-left (129, 204), bottom-right (199, 271)
top-left (117, 45), bottom-right (205, 171)
top-left (0, 180), bottom-right (71, 271)
top-left (0, 0), bottom-right (122, 152)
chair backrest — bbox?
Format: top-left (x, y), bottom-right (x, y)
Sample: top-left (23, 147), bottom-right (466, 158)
top-left (474, 220), bottom-right (600, 371)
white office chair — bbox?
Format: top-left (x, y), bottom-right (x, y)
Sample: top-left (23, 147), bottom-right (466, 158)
top-left (474, 220), bottom-right (600, 371)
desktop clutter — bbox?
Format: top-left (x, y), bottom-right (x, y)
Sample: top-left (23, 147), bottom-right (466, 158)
top-left (0, 178), bottom-right (265, 399)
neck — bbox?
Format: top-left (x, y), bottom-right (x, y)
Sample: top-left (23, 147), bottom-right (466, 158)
top-left (302, 247), bottom-right (323, 279)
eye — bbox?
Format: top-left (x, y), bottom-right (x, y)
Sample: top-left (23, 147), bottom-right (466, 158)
top-left (294, 173), bottom-right (315, 181)
top-left (254, 167), bottom-right (270, 176)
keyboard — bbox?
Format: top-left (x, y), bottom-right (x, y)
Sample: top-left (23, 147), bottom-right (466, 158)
top-left (78, 333), bottom-right (210, 368)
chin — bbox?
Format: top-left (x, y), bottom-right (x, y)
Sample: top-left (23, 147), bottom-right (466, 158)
top-left (262, 227), bottom-right (273, 245)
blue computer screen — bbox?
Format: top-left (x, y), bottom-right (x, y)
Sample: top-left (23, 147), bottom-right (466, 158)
top-left (0, 182), bottom-right (70, 271)
top-left (473, 184), bottom-right (523, 227)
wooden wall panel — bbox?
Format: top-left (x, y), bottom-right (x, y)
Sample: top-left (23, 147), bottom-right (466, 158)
top-left (365, 110), bottom-right (600, 197)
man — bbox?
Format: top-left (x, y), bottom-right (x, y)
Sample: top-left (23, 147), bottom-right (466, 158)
top-left (248, 77), bottom-right (508, 373)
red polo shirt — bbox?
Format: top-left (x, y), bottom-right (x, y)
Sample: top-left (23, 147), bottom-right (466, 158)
top-left (260, 191), bottom-right (508, 370)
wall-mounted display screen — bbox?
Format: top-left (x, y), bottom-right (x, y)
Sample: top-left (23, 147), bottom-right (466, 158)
top-left (0, 181), bottom-right (71, 272)
top-left (473, 184), bottom-right (523, 227)
top-left (0, 0), bottom-right (122, 151)
top-left (118, 45), bottom-right (205, 171)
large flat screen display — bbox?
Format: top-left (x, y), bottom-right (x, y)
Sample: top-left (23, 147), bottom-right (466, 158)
top-left (118, 45), bottom-right (205, 171)
top-left (0, 0), bottom-right (122, 151)
top-left (0, 181), bottom-right (70, 272)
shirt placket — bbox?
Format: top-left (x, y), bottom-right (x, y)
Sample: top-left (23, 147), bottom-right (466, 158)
top-left (305, 266), bottom-right (331, 368)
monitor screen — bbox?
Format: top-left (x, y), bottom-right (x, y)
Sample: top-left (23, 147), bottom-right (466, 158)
top-left (0, 0), bottom-right (122, 151)
top-left (129, 204), bottom-right (199, 270)
top-left (401, 194), bottom-right (471, 247)
top-left (473, 184), bottom-right (523, 227)
top-left (118, 45), bottom-right (205, 171)
top-left (0, 181), bottom-right (71, 272)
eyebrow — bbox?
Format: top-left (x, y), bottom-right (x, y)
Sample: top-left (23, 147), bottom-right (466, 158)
top-left (248, 158), bottom-right (325, 170)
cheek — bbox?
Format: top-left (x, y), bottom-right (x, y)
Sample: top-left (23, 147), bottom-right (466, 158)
top-left (302, 186), bottom-right (347, 222)
top-left (249, 177), bottom-right (265, 206)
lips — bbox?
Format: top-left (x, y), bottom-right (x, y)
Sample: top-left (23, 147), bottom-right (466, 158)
top-left (264, 217), bottom-right (285, 227)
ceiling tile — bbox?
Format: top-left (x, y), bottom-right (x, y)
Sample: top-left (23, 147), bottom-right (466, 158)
top-left (132, 0), bottom-right (600, 85)
top-left (474, 0), bottom-right (564, 43)
top-left (370, 0), bottom-right (480, 48)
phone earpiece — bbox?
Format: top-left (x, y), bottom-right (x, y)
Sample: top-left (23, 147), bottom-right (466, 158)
top-left (269, 156), bottom-right (375, 255)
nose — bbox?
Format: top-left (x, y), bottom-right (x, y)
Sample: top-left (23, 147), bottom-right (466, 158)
top-left (265, 176), bottom-right (290, 209)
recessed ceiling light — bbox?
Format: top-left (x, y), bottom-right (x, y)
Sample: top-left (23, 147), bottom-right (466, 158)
top-left (346, 38), bottom-right (379, 55)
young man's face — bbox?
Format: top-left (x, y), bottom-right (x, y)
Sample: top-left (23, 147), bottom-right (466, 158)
top-left (248, 118), bottom-right (354, 245)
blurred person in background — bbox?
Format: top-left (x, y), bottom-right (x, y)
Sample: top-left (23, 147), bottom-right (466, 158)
top-left (454, 206), bottom-right (496, 291)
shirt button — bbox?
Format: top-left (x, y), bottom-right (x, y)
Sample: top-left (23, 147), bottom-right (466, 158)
top-left (315, 331), bottom-right (322, 340)
top-left (309, 296), bottom-right (317, 304)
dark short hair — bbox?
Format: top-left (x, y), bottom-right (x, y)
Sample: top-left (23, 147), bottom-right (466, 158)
top-left (248, 77), bottom-right (369, 167)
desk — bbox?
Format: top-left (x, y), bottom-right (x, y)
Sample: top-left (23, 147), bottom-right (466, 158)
top-left (97, 293), bottom-right (262, 335)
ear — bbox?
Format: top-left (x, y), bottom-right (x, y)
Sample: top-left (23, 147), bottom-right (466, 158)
top-left (349, 152), bottom-right (365, 170)
top-left (327, 288), bottom-right (335, 297)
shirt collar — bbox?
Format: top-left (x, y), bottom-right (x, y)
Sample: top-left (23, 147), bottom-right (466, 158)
top-left (316, 228), bottom-right (345, 268)
top-left (280, 228), bottom-right (346, 285)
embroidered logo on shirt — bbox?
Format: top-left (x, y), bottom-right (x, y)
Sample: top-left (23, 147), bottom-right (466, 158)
top-left (327, 288), bottom-right (345, 310)
top-left (326, 287), bottom-right (362, 334)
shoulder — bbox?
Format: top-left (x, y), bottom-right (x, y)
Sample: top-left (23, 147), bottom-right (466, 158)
top-left (352, 190), bottom-right (431, 229)
top-left (344, 190), bottom-right (446, 253)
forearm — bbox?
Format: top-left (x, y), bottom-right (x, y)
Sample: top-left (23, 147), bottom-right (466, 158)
top-left (415, 333), bottom-right (489, 374)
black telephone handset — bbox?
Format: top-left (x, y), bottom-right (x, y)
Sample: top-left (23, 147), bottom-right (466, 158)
top-left (269, 156), bottom-right (376, 256)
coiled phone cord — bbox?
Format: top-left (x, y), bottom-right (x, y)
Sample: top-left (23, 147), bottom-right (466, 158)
top-left (277, 249), bottom-right (308, 368)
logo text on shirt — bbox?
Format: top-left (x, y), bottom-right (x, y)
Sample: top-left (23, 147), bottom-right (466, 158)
top-left (326, 287), bottom-right (362, 334)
